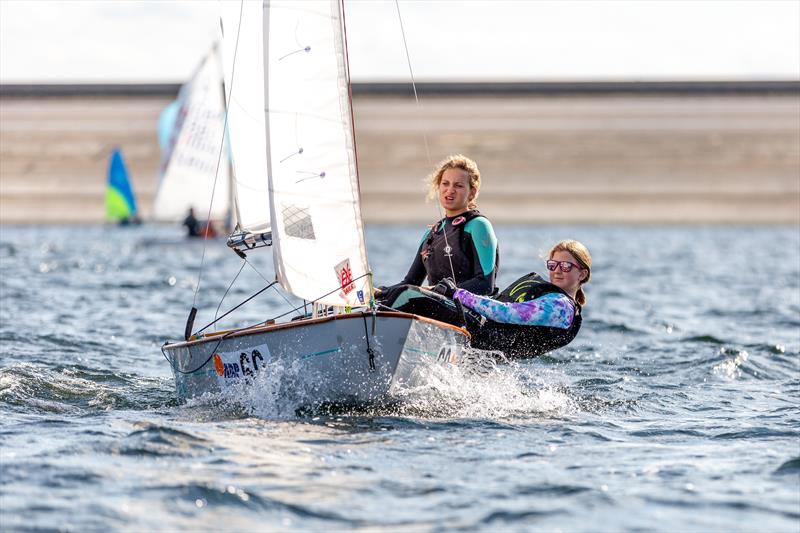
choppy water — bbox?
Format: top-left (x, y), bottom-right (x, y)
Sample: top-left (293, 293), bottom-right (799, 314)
top-left (1, 223), bottom-right (798, 531)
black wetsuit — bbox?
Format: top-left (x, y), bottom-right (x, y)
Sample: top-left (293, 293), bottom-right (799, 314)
top-left (380, 273), bottom-right (583, 359)
top-left (378, 210), bottom-right (499, 316)
top-left (401, 210), bottom-right (498, 294)
top-left (466, 272), bottom-right (583, 358)
top-left (183, 212), bottom-right (201, 237)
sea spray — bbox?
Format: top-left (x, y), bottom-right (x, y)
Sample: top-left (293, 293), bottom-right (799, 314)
top-left (390, 349), bottom-right (578, 419)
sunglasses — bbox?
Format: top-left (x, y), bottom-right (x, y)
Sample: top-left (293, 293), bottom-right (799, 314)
top-left (546, 260), bottom-right (584, 273)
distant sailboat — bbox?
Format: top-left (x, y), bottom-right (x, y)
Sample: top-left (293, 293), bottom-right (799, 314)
top-left (152, 45), bottom-right (230, 228)
top-left (105, 148), bottom-right (138, 224)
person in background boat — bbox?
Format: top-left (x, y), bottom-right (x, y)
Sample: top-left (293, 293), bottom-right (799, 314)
top-left (376, 154), bottom-right (498, 314)
top-left (426, 239), bottom-right (592, 358)
top-left (183, 207), bottom-right (219, 239)
top-left (118, 214), bottom-right (141, 226)
top-left (183, 207), bottom-right (202, 238)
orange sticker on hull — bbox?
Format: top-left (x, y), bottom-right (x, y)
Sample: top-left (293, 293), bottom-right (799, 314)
top-left (213, 353), bottom-right (224, 376)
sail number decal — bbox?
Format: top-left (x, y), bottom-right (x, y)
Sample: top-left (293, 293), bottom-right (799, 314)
top-left (212, 347), bottom-right (270, 384)
top-left (335, 258), bottom-right (355, 295)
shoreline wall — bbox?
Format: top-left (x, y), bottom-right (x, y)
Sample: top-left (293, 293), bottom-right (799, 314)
top-left (1, 82), bottom-right (798, 224)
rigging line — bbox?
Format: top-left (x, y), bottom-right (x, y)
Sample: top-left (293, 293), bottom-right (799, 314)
top-left (164, 335), bottom-right (227, 375)
top-left (242, 258), bottom-right (301, 315)
top-left (185, 270), bottom-right (375, 345)
top-left (262, 271), bottom-right (373, 324)
top-left (192, 0), bottom-right (245, 308)
top-left (394, 0), bottom-right (457, 284)
top-left (393, 0), bottom-right (431, 169)
top-left (195, 280), bottom-right (278, 335)
top-left (212, 259), bottom-right (247, 331)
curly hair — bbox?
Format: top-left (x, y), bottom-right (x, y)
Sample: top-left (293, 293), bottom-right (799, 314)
top-left (426, 154), bottom-right (481, 210)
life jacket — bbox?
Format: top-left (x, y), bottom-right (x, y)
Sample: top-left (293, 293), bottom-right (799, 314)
top-left (472, 272), bottom-right (582, 358)
top-left (421, 210), bottom-right (495, 287)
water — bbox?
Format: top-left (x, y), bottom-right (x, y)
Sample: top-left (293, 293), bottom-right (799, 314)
top-left (1, 223), bottom-right (798, 531)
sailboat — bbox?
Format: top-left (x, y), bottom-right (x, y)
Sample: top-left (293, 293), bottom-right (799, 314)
top-left (161, 0), bottom-right (469, 405)
top-left (105, 148), bottom-right (139, 225)
top-left (152, 45), bottom-right (231, 227)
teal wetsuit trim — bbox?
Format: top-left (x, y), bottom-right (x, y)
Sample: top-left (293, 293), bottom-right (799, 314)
top-left (417, 228), bottom-right (431, 249)
top-left (464, 217), bottom-right (497, 276)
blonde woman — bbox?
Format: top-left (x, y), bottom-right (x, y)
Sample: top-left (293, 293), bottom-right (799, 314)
top-left (434, 240), bottom-right (592, 358)
top-left (377, 155), bottom-right (499, 310)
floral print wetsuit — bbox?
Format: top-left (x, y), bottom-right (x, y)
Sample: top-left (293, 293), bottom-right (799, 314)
top-left (453, 289), bottom-right (576, 329)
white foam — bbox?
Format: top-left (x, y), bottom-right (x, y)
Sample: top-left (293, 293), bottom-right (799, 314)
top-left (390, 349), bottom-right (577, 420)
top-left (712, 348), bottom-right (750, 379)
top-left (182, 349), bottom-right (577, 421)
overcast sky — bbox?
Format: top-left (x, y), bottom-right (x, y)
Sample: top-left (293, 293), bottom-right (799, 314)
top-left (1, 0), bottom-right (798, 83)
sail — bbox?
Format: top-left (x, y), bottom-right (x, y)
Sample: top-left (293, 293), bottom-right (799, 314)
top-left (152, 47), bottom-right (230, 223)
top-left (219, 1), bottom-right (271, 234)
top-left (105, 148), bottom-right (137, 222)
top-left (264, 0), bottom-right (370, 307)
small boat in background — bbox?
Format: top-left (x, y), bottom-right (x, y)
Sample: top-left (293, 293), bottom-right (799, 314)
top-left (105, 148), bottom-right (139, 225)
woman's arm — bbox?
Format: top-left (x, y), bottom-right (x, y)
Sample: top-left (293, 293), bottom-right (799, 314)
top-left (453, 289), bottom-right (575, 329)
top-left (458, 218), bottom-right (498, 295)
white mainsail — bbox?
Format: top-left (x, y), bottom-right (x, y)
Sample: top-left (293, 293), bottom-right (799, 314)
top-left (222, 0), bottom-right (370, 308)
top-left (152, 46), bottom-right (230, 222)
top-left (220, 0), bottom-right (271, 235)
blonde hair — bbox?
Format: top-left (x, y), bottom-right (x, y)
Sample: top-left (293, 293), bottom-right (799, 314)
top-left (427, 154), bottom-right (481, 210)
top-left (549, 239), bottom-right (592, 306)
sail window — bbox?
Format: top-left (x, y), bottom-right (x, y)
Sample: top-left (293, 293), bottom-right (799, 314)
top-left (282, 205), bottom-right (316, 240)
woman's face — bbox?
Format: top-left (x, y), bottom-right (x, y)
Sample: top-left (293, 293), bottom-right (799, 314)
top-left (548, 250), bottom-right (587, 296)
top-left (438, 168), bottom-right (474, 216)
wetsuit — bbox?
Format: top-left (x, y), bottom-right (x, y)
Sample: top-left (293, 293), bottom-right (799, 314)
top-left (402, 210), bottom-right (498, 294)
top-left (183, 212), bottom-right (201, 237)
top-left (456, 272), bottom-right (582, 357)
top-left (378, 210), bottom-right (498, 317)
top-left (381, 272), bottom-right (583, 359)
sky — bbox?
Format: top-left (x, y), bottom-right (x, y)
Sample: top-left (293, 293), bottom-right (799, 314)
top-left (1, 0), bottom-right (798, 83)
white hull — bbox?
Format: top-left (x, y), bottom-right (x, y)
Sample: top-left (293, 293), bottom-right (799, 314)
top-left (163, 311), bottom-right (469, 405)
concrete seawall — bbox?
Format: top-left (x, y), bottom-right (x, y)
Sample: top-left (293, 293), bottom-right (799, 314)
top-left (1, 82), bottom-right (798, 224)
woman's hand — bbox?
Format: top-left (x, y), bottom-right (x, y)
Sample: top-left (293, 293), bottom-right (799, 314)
top-left (432, 278), bottom-right (457, 298)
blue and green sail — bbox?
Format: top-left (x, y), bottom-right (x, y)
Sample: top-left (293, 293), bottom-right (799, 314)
top-left (105, 148), bottom-right (138, 222)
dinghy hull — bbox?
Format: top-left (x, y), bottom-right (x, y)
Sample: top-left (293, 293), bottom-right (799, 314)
top-left (163, 311), bottom-right (469, 405)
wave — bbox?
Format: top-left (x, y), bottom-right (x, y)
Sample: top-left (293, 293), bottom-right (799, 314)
top-left (774, 457), bottom-right (800, 475)
top-left (681, 334), bottom-right (727, 344)
top-left (588, 319), bottom-right (651, 335)
top-left (144, 481), bottom-right (365, 527)
top-left (514, 483), bottom-right (592, 496)
top-left (712, 428), bottom-right (800, 440)
top-left (0, 362), bottom-right (174, 413)
top-left (478, 508), bottom-right (567, 525)
top-left (107, 423), bottom-right (214, 457)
